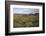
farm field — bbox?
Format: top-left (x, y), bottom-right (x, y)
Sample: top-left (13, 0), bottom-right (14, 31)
top-left (13, 14), bottom-right (39, 28)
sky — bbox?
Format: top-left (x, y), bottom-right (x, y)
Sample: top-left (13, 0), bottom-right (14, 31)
top-left (13, 8), bottom-right (39, 14)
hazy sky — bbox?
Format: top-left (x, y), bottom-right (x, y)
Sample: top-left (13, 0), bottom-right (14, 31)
top-left (13, 8), bottom-right (39, 14)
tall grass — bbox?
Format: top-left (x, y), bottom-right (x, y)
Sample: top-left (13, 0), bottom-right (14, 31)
top-left (13, 14), bottom-right (39, 28)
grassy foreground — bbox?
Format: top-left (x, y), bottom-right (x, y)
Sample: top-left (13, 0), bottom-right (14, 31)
top-left (13, 14), bottom-right (39, 28)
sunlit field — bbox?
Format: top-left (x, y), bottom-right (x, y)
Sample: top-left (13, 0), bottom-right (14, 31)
top-left (13, 13), bottom-right (39, 28)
